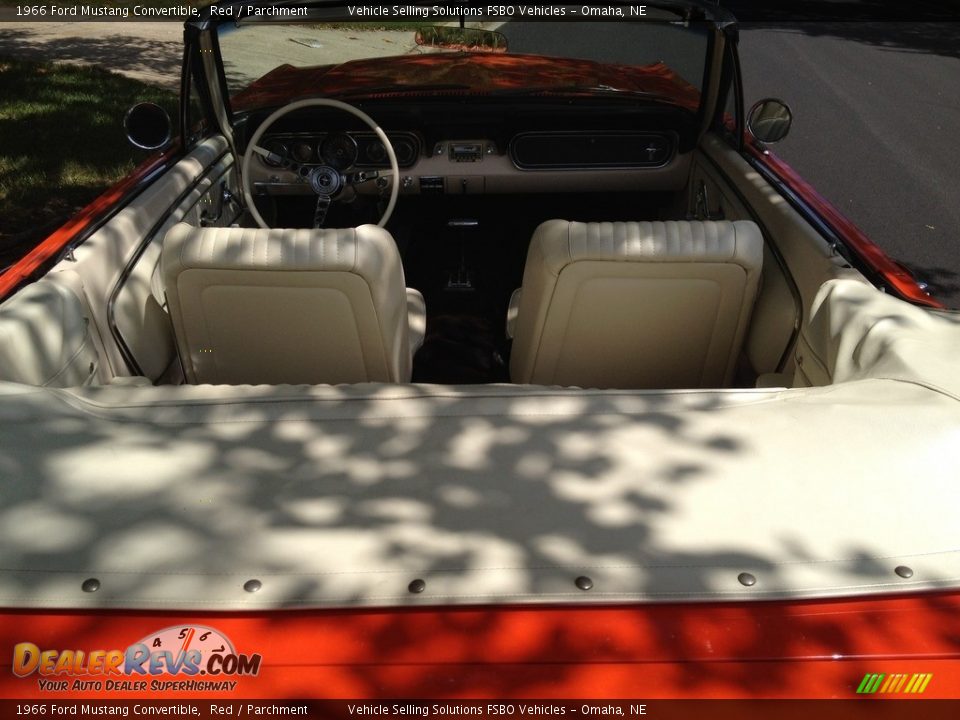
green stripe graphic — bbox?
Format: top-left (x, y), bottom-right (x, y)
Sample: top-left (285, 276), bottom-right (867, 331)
top-left (856, 673), bottom-right (885, 694)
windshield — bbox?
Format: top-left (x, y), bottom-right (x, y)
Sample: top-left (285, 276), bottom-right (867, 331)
top-left (216, 11), bottom-right (711, 109)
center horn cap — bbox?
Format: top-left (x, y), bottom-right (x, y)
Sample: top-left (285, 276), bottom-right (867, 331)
top-left (309, 166), bottom-right (343, 196)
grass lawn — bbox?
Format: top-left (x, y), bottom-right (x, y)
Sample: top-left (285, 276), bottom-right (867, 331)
top-left (0, 56), bottom-right (177, 269)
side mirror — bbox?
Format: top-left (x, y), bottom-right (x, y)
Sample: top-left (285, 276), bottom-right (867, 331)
top-left (124, 102), bottom-right (172, 150)
top-left (747, 99), bottom-right (793, 145)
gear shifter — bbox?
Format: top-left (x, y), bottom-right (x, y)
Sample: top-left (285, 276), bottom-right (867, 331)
top-left (446, 219), bottom-right (478, 292)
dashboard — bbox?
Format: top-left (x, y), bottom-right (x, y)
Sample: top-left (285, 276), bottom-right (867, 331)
top-left (242, 100), bottom-right (696, 198)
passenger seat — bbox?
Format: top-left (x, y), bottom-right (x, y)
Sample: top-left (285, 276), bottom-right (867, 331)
top-left (508, 219), bottom-right (763, 389)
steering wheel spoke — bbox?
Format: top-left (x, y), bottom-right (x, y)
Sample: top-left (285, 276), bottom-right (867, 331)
top-left (251, 144), bottom-right (286, 167)
top-left (242, 99), bottom-right (400, 230)
top-left (313, 195), bottom-right (332, 229)
top-left (251, 144), bottom-right (310, 175)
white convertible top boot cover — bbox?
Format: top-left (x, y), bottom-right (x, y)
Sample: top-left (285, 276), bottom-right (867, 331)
top-left (1, 377), bottom-right (959, 611)
top-left (1, 280), bottom-right (960, 611)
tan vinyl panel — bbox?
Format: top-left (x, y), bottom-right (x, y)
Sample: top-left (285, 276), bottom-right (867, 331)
top-left (406, 287), bottom-right (426, 355)
top-left (112, 160), bottom-right (237, 381)
top-left (0, 278), bottom-right (101, 387)
top-left (2, 375), bottom-right (960, 610)
top-left (747, 244), bottom-right (800, 373)
top-left (249, 151), bottom-right (693, 196)
top-left (0, 137), bottom-right (230, 384)
top-left (796, 278), bottom-right (960, 393)
top-left (51, 137), bottom-right (230, 377)
top-left (683, 151), bottom-right (801, 375)
top-left (161, 223), bottom-right (418, 385)
top-left (693, 134), bottom-right (880, 385)
top-left (510, 220), bottom-right (763, 389)
top-left (696, 134), bottom-right (866, 356)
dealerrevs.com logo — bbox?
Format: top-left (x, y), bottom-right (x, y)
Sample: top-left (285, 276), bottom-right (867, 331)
top-left (12, 625), bottom-right (262, 692)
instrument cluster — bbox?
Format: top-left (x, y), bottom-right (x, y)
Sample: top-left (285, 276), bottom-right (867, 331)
top-left (258, 131), bottom-right (420, 170)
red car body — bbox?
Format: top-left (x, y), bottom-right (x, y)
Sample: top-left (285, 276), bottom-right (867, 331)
top-left (0, 6), bottom-right (953, 707)
top-left (3, 592), bottom-right (960, 699)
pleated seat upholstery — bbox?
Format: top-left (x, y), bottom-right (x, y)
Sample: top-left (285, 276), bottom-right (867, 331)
top-left (161, 223), bottom-right (425, 385)
top-left (508, 219), bottom-right (763, 389)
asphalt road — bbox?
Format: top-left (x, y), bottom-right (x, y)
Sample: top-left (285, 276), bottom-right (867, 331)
top-left (739, 22), bottom-right (960, 308)
top-left (500, 21), bottom-right (960, 308)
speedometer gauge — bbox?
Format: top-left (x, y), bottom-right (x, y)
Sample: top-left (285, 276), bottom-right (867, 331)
top-left (291, 141), bottom-right (315, 163)
top-left (365, 140), bottom-right (387, 164)
top-left (321, 133), bottom-right (358, 170)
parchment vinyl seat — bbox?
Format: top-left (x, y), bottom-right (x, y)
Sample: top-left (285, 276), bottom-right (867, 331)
top-left (161, 223), bottom-right (425, 385)
top-left (508, 219), bottom-right (764, 389)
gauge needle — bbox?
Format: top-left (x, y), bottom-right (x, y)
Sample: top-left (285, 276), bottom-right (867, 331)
top-left (180, 628), bottom-right (195, 654)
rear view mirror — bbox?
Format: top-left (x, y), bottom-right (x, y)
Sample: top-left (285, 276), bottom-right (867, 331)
top-left (124, 102), bottom-right (172, 151)
top-left (415, 26), bottom-right (509, 53)
top-left (747, 99), bottom-right (793, 145)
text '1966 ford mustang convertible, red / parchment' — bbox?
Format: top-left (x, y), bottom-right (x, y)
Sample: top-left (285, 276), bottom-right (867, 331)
top-left (0, 0), bottom-right (959, 706)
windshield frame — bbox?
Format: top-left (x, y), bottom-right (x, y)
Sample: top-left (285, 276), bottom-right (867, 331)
top-left (188, 0), bottom-right (738, 127)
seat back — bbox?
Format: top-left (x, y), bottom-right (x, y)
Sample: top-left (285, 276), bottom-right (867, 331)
top-left (161, 224), bottom-right (413, 385)
top-left (510, 220), bottom-right (764, 389)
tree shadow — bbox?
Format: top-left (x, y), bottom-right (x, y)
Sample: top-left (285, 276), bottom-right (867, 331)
top-left (0, 49), bottom-right (176, 272)
top-left (0, 372), bottom-right (958, 698)
top-left (0, 28), bottom-right (182, 90)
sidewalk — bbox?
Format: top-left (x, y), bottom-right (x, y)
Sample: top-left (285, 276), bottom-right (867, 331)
top-left (0, 22), bottom-right (185, 90)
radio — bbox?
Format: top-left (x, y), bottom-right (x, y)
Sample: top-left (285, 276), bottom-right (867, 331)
top-left (449, 143), bottom-right (483, 162)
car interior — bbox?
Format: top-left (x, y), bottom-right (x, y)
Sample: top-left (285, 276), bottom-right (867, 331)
top-left (2, 57), bottom-right (952, 398)
top-left (0, 93), bottom-right (829, 393)
top-left (4, 15), bottom-right (960, 615)
top-left (4, 93), bottom-right (800, 395)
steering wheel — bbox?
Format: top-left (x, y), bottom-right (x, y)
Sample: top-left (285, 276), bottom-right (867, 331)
top-left (241, 98), bottom-right (399, 229)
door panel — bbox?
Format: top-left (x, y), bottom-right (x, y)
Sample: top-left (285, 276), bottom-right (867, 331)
top-left (0, 136), bottom-right (234, 387)
top-left (0, 274), bottom-right (102, 387)
top-left (111, 152), bottom-right (237, 381)
top-left (686, 134), bottom-right (853, 378)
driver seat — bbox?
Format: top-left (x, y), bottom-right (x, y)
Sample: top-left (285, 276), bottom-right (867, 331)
top-left (161, 223), bottom-right (425, 385)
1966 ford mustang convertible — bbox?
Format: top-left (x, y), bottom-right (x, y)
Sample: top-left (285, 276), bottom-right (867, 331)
top-left (1, 0), bottom-right (959, 701)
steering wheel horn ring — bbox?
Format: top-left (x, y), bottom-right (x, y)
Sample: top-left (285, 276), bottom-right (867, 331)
top-left (308, 166), bottom-right (343, 197)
